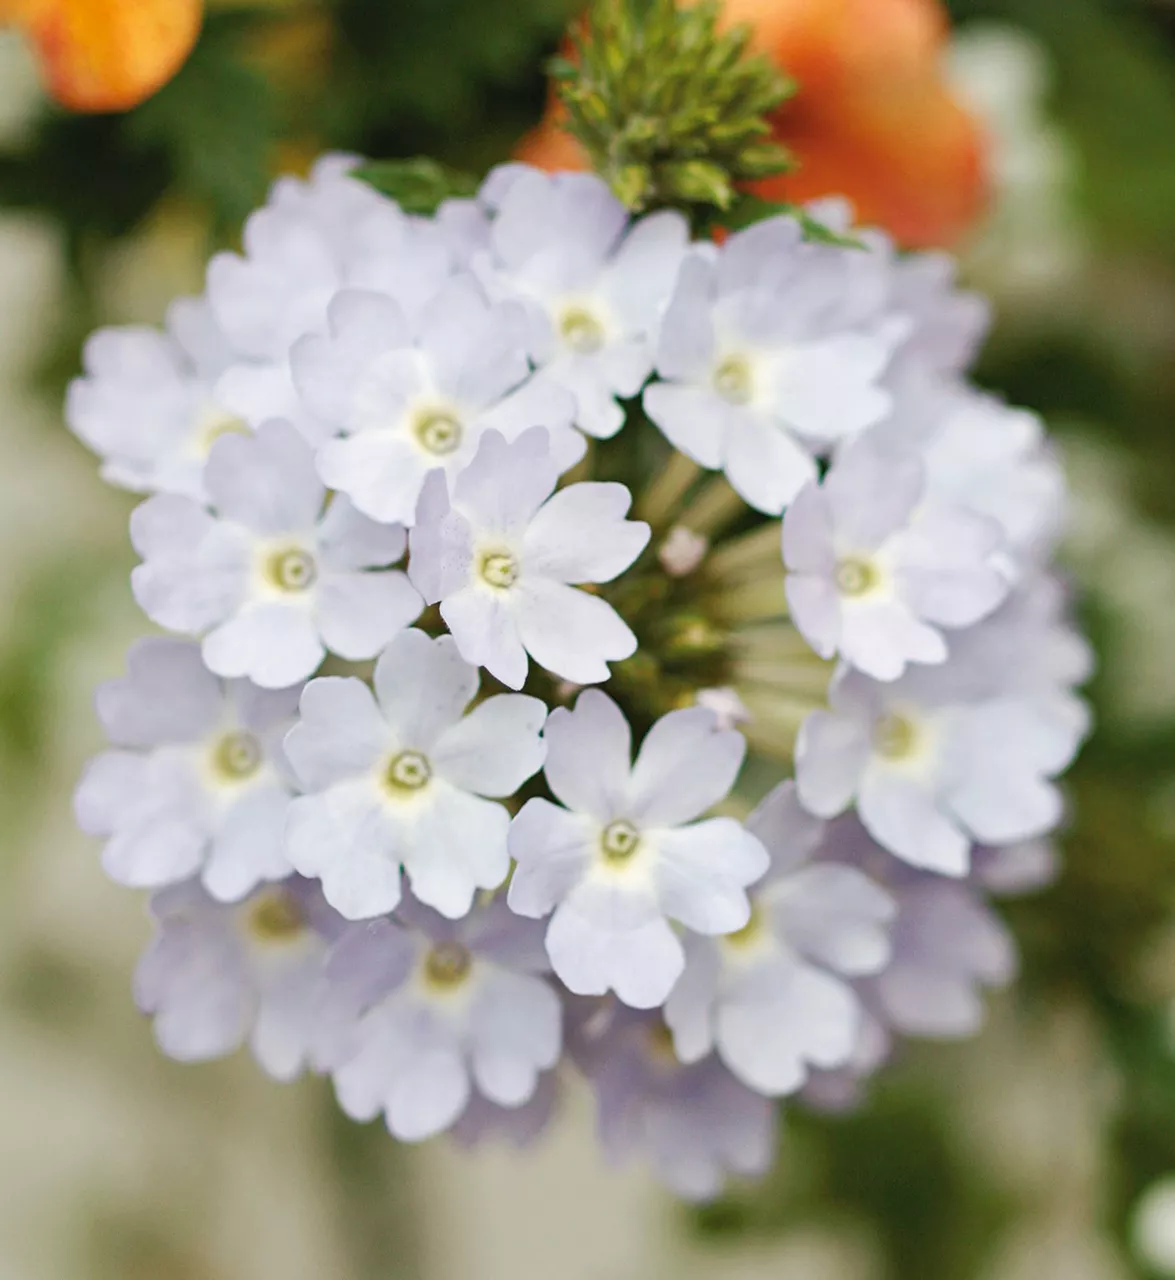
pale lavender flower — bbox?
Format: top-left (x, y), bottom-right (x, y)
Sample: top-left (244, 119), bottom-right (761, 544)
top-left (643, 217), bottom-right (899, 513)
top-left (74, 638), bottom-right (300, 902)
top-left (508, 690), bottom-right (768, 1008)
top-left (409, 428), bottom-right (649, 689)
top-left (795, 663), bottom-right (1077, 876)
top-left (784, 432), bottom-right (1008, 680)
top-left (284, 628), bottom-right (546, 920)
top-left (135, 875), bottom-right (343, 1079)
top-left (474, 167), bottom-right (691, 439)
top-left (130, 419), bottom-right (422, 689)
top-left (292, 278), bottom-right (582, 526)
top-left (570, 1000), bottom-right (776, 1201)
top-left (66, 296), bottom-right (240, 500)
top-left (318, 897), bottom-right (561, 1142)
top-left (664, 782), bottom-right (894, 1095)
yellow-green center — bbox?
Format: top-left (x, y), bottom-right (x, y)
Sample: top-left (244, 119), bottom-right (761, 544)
top-left (874, 712), bottom-right (920, 761)
top-left (413, 408), bottom-right (463, 456)
top-left (265, 547), bottom-right (317, 593)
top-left (479, 551), bottom-right (520, 590)
top-left (194, 407), bottom-right (249, 456)
top-left (385, 750), bottom-right (432, 793)
top-left (559, 306), bottom-right (606, 355)
top-left (601, 819), bottom-right (642, 864)
top-left (835, 556), bottom-right (879, 597)
top-left (424, 941), bottom-right (473, 989)
top-left (713, 355), bottom-right (753, 405)
top-left (212, 730), bottom-right (263, 782)
top-left (246, 888), bottom-right (306, 943)
top-left (723, 902), bottom-right (765, 949)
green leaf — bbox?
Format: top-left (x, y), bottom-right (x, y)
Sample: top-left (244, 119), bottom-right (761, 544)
top-left (352, 158), bottom-right (480, 215)
top-left (718, 194), bottom-right (865, 248)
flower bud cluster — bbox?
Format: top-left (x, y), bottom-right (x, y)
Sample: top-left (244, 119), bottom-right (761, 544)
top-left (69, 157), bottom-right (1087, 1198)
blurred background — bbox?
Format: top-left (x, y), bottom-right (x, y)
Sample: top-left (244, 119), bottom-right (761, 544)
top-left (1, 0), bottom-right (1174, 1276)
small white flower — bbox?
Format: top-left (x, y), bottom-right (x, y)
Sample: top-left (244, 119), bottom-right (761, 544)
top-left (664, 782), bottom-right (894, 1095)
top-left (570, 1001), bottom-right (776, 1201)
top-left (474, 167), bottom-right (690, 439)
top-left (409, 428), bottom-right (649, 689)
top-left (291, 277), bottom-right (582, 526)
top-left (74, 638), bottom-right (300, 901)
top-left (134, 876), bottom-right (341, 1079)
top-left (318, 897), bottom-right (561, 1142)
top-left (507, 690), bottom-right (768, 1008)
top-left (795, 666), bottom-right (1075, 876)
top-left (643, 218), bottom-right (897, 514)
top-left (66, 296), bottom-right (242, 500)
top-left (131, 419), bottom-right (422, 689)
top-left (283, 628), bottom-right (547, 920)
top-left (784, 433), bottom-right (1008, 680)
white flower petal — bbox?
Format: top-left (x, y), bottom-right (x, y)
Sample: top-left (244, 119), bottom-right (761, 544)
top-left (430, 694), bottom-right (547, 797)
top-left (653, 818), bottom-right (767, 933)
top-left (545, 903), bottom-right (684, 1008)
top-left (372, 630), bottom-right (479, 749)
top-left (540, 689), bottom-right (632, 820)
top-left (401, 786), bottom-right (511, 918)
top-left (284, 676), bottom-right (389, 790)
top-left (203, 602), bottom-right (325, 689)
top-left (285, 785), bottom-right (403, 919)
top-left (506, 799), bottom-right (596, 917)
top-left (315, 570), bottom-right (422, 660)
top-left (521, 483), bottom-right (650, 584)
top-left (512, 578), bottom-right (637, 685)
top-left (795, 710), bottom-right (871, 818)
top-left (440, 588), bottom-right (529, 689)
top-left (628, 706), bottom-right (746, 826)
top-left (204, 420), bottom-right (324, 535)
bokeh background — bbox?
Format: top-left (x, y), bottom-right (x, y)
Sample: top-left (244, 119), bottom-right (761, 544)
top-left (1, 1), bottom-right (1175, 1277)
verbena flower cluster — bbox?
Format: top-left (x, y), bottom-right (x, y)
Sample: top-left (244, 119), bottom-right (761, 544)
top-left (69, 156), bottom-right (1088, 1200)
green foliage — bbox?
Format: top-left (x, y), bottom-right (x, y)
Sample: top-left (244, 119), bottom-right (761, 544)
top-left (353, 158), bottom-right (478, 214)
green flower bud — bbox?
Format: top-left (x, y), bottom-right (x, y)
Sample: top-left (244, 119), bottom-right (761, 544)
top-left (556, 0), bottom-right (794, 217)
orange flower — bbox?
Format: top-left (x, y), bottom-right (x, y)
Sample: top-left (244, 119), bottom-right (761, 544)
top-left (518, 0), bottom-right (989, 249)
top-left (1, 0), bottom-right (203, 112)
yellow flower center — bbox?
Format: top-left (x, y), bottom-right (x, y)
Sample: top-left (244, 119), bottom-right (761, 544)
top-left (424, 941), bottom-right (473, 990)
top-left (211, 730), bottom-right (263, 782)
top-left (479, 551), bottom-right (520, 590)
top-left (265, 547), bottom-right (318, 593)
top-left (601, 819), bottom-right (642, 864)
top-left (194, 406), bottom-right (249, 457)
top-left (558, 306), bottom-right (606, 355)
top-left (413, 408), bottom-right (463, 456)
top-left (835, 556), bottom-right (879, 597)
top-left (246, 888), bottom-right (306, 943)
top-left (385, 750), bottom-right (432, 793)
top-left (723, 902), bottom-right (765, 950)
top-left (713, 355), bottom-right (754, 405)
top-left (873, 712), bottom-right (921, 761)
